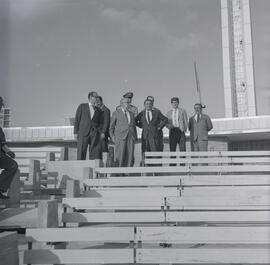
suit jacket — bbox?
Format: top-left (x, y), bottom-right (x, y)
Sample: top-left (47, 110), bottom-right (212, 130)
top-left (116, 104), bottom-right (138, 116)
top-left (136, 109), bottom-right (168, 141)
top-left (100, 105), bottom-right (111, 138)
top-left (74, 103), bottom-right (103, 137)
top-left (166, 107), bottom-right (188, 132)
top-left (110, 109), bottom-right (137, 141)
top-left (188, 113), bottom-right (213, 141)
top-left (0, 127), bottom-right (6, 157)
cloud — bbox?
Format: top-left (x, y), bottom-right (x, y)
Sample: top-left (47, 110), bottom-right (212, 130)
top-left (101, 7), bottom-right (215, 54)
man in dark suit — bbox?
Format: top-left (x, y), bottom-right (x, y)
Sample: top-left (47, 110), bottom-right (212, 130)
top-left (136, 98), bottom-right (168, 153)
top-left (74, 92), bottom-right (103, 160)
top-left (146, 96), bottom-right (165, 151)
top-left (189, 103), bottom-right (213, 151)
top-left (0, 97), bottom-right (18, 199)
top-left (96, 96), bottom-right (111, 153)
top-left (110, 98), bottom-right (137, 167)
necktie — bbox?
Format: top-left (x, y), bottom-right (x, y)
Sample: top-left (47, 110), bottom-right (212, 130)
top-left (147, 111), bottom-right (151, 124)
top-left (124, 111), bottom-right (129, 124)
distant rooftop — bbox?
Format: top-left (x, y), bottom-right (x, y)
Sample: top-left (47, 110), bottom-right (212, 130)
top-left (3, 115), bottom-right (270, 143)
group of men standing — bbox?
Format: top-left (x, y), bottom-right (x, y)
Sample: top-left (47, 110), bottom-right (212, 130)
top-left (74, 91), bottom-right (213, 166)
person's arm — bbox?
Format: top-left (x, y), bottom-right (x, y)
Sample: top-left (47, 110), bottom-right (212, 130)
top-left (206, 115), bottom-right (213, 131)
top-left (182, 109), bottom-right (188, 132)
top-left (0, 128), bottom-right (15, 158)
top-left (157, 111), bottom-right (168, 130)
top-left (101, 108), bottom-right (110, 135)
top-left (133, 106), bottom-right (138, 117)
top-left (188, 117), bottom-right (192, 131)
top-left (109, 112), bottom-right (117, 143)
top-left (2, 144), bottom-right (15, 158)
top-left (135, 112), bottom-right (143, 128)
top-left (166, 111), bottom-right (173, 129)
top-left (74, 104), bottom-right (82, 135)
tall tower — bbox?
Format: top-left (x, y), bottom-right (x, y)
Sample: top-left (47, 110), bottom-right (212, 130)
top-left (221, 0), bottom-right (257, 117)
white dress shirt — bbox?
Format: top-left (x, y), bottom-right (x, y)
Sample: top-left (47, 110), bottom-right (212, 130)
top-left (122, 108), bottom-right (130, 124)
top-left (172, 109), bottom-right (180, 127)
top-left (195, 113), bottom-right (201, 122)
top-left (88, 103), bottom-right (95, 119)
top-left (146, 110), bottom-right (152, 124)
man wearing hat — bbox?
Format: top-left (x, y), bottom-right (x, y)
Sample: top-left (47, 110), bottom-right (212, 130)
top-left (0, 96), bottom-right (18, 199)
top-left (166, 97), bottom-right (188, 152)
top-left (110, 97), bottom-right (137, 167)
top-left (146, 96), bottom-right (165, 151)
top-left (74, 91), bottom-right (103, 160)
top-left (117, 92), bottom-right (138, 117)
top-left (188, 103), bottom-right (213, 151)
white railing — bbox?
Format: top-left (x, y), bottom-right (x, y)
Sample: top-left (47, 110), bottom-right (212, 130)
top-left (3, 115), bottom-right (270, 142)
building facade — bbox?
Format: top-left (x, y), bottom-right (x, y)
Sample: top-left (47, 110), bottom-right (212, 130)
top-left (221, 0), bottom-right (257, 117)
top-left (0, 107), bottom-right (11, 127)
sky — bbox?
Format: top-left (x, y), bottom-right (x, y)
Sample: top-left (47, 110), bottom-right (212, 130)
top-left (0, 0), bottom-right (269, 127)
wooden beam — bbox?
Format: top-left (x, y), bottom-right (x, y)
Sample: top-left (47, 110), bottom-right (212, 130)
top-left (166, 211), bottom-right (270, 223)
top-left (66, 179), bottom-right (80, 198)
top-left (7, 170), bottom-right (20, 207)
top-left (137, 248), bottom-right (270, 264)
top-left (26, 227), bottom-right (134, 242)
top-left (24, 249), bottom-right (133, 264)
top-left (144, 150), bottom-right (270, 157)
top-left (137, 226), bottom-right (270, 244)
top-left (37, 200), bottom-right (58, 228)
top-left (0, 232), bottom-right (19, 265)
top-left (62, 212), bottom-right (165, 223)
top-left (63, 197), bottom-right (165, 209)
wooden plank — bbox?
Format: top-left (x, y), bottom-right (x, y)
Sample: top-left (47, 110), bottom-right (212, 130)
top-left (87, 187), bottom-right (180, 198)
top-left (0, 208), bottom-right (38, 228)
top-left (167, 193), bottom-right (270, 207)
top-left (181, 175), bottom-right (270, 186)
top-left (95, 165), bottom-right (270, 175)
top-left (62, 212), bottom-right (165, 223)
top-left (166, 211), bottom-right (270, 223)
top-left (37, 200), bottom-right (58, 228)
top-left (137, 248), bottom-right (270, 264)
top-left (190, 164), bottom-right (270, 173)
top-left (13, 147), bottom-right (62, 152)
top-left (26, 227), bottom-right (134, 242)
top-left (144, 150), bottom-right (270, 157)
top-left (63, 197), bottom-right (164, 209)
top-left (84, 176), bottom-right (182, 187)
top-left (47, 160), bottom-right (96, 171)
top-left (181, 186), bottom-right (270, 200)
top-left (19, 167), bottom-right (30, 174)
top-left (15, 158), bottom-right (46, 165)
top-left (137, 226), bottom-right (270, 244)
top-left (24, 249), bottom-right (133, 264)
top-left (144, 156), bottom-right (270, 164)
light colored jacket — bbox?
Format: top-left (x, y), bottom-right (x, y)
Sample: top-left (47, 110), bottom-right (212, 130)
top-left (166, 108), bottom-right (188, 132)
top-left (110, 109), bottom-right (137, 141)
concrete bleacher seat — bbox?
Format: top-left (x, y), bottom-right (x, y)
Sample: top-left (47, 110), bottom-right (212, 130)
top-left (13, 147), bottom-right (62, 175)
top-left (23, 225), bottom-right (270, 264)
top-left (18, 150), bottom-right (270, 264)
top-left (143, 150), bottom-right (270, 166)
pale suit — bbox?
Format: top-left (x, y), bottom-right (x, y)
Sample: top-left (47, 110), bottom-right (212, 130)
top-left (110, 109), bottom-right (137, 167)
